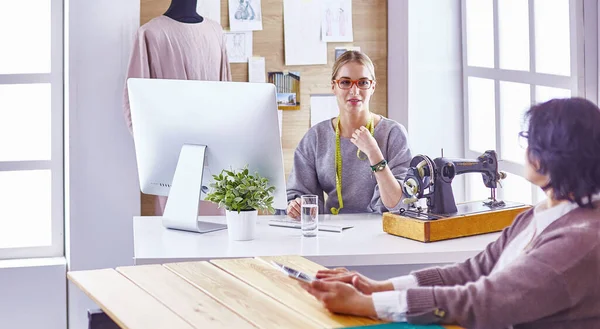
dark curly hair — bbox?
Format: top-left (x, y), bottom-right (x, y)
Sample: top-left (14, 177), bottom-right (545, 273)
top-left (523, 97), bottom-right (600, 208)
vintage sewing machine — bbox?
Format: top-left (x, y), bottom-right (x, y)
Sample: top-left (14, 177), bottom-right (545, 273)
top-left (382, 150), bottom-right (531, 242)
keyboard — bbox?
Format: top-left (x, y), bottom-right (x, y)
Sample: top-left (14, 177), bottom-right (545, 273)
top-left (268, 218), bottom-right (354, 233)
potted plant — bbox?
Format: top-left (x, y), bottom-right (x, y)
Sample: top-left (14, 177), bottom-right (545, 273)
top-left (206, 166), bottom-right (275, 241)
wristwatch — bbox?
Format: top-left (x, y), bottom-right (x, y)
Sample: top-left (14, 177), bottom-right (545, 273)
top-left (370, 159), bottom-right (387, 172)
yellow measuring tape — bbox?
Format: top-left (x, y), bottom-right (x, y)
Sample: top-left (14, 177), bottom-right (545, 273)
top-left (331, 115), bottom-right (374, 215)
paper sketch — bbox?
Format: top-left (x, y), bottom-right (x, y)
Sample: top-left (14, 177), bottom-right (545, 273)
top-left (249, 57), bottom-right (266, 83)
top-left (229, 0), bottom-right (263, 31)
top-left (196, 0), bottom-right (221, 25)
top-left (225, 31), bottom-right (253, 63)
top-left (283, 0), bottom-right (327, 65)
top-left (321, 0), bottom-right (353, 42)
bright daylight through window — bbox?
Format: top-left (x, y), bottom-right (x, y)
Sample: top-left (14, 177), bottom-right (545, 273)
top-left (0, 0), bottom-right (63, 259)
top-left (462, 0), bottom-right (581, 205)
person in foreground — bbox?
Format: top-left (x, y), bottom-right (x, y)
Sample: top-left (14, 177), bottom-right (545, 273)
top-left (286, 51), bottom-right (411, 218)
top-left (300, 97), bottom-right (600, 329)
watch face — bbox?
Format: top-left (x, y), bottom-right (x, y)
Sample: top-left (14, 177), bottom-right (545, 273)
top-left (371, 160), bottom-right (387, 172)
top-left (372, 162), bottom-right (382, 171)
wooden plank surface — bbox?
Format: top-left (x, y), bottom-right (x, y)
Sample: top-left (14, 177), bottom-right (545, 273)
top-left (139, 0), bottom-right (388, 216)
top-left (260, 256), bottom-right (469, 328)
top-left (257, 254), bottom-right (328, 274)
top-left (117, 264), bottom-right (256, 329)
top-left (212, 257), bottom-right (381, 328)
top-left (165, 261), bottom-right (319, 329)
top-left (67, 269), bottom-right (194, 329)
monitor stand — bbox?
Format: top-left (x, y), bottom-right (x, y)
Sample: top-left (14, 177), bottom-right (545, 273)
top-left (162, 144), bottom-right (228, 233)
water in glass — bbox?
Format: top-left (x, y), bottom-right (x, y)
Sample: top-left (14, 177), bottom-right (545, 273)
top-left (301, 204), bottom-right (318, 237)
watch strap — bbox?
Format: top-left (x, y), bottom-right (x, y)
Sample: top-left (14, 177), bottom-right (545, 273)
top-left (370, 159), bottom-right (387, 172)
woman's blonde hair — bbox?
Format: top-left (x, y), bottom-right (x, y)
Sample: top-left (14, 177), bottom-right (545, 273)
top-left (331, 51), bottom-right (376, 81)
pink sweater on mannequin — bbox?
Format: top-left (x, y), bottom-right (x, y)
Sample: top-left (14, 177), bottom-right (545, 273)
top-left (124, 15), bottom-right (231, 216)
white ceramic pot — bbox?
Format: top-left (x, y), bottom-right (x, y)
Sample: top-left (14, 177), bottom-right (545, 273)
top-left (225, 209), bottom-right (258, 241)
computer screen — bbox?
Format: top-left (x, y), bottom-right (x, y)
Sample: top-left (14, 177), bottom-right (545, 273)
top-left (127, 78), bottom-right (287, 233)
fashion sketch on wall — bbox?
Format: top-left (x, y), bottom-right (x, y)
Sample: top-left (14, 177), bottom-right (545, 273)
top-left (225, 31), bottom-right (253, 63)
top-left (321, 0), bottom-right (353, 42)
top-left (229, 0), bottom-right (263, 31)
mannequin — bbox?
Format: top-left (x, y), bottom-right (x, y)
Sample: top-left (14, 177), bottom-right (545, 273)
top-left (164, 0), bottom-right (204, 24)
top-left (124, 0), bottom-right (231, 217)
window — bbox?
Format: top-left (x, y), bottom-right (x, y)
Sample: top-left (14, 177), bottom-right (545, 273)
top-left (0, 0), bottom-right (63, 259)
top-left (461, 0), bottom-right (587, 205)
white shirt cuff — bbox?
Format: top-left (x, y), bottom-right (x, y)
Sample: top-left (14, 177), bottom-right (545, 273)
top-left (390, 274), bottom-right (419, 291)
top-left (372, 290), bottom-right (408, 322)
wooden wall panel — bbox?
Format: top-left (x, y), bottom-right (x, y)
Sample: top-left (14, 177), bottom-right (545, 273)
top-left (139, 0), bottom-right (388, 215)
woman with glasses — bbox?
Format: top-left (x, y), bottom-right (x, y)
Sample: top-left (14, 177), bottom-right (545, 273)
top-left (300, 97), bottom-right (600, 328)
top-left (286, 51), bottom-right (411, 218)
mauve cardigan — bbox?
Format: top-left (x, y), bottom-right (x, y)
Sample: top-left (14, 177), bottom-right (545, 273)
top-left (406, 204), bottom-right (600, 329)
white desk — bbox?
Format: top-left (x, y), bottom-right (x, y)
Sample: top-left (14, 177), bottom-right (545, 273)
top-left (134, 213), bottom-right (500, 269)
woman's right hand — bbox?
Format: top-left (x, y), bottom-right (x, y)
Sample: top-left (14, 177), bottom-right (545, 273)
top-left (316, 267), bottom-right (350, 278)
top-left (287, 197), bottom-right (302, 220)
top-left (317, 268), bottom-right (394, 295)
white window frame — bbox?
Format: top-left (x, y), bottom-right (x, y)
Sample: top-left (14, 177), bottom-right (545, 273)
top-left (0, 0), bottom-right (64, 259)
top-left (460, 0), bottom-right (592, 204)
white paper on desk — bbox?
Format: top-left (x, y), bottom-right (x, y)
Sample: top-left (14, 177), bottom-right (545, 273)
top-left (229, 0), bottom-right (263, 31)
top-left (248, 57), bottom-right (266, 82)
top-left (310, 94), bottom-right (339, 127)
top-left (284, 0), bottom-right (327, 66)
top-left (197, 0), bottom-right (221, 25)
top-left (225, 31), bottom-right (253, 63)
top-left (321, 0), bottom-right (353, 42)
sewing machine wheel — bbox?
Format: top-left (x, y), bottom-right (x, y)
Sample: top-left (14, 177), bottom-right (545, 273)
top-left (403, 155), bottom-right (435, 199)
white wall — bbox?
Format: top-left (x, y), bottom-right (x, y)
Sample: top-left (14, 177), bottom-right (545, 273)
top-left (388, 0), bottom-right (465, 202)
top-left (0, 259), bottom-right (66, 329)
top-left (387, 0), bottom-right (409, 127)
top-left (65, 0), bottom-right (140, 328)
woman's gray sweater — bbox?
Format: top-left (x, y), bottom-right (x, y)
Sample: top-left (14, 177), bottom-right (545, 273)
top-left (286, 117), bottom-right (412, 214)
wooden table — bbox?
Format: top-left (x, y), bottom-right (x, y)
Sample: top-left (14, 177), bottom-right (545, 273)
top-left (68, 255), bottom-right (463, 329)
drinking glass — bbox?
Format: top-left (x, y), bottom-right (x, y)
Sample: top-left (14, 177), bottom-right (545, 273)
top-left (301, 195), bottom-right (318, 237)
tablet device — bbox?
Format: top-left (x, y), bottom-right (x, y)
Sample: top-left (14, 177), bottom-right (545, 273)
top-left (271, 261), bottom-right (316, 283)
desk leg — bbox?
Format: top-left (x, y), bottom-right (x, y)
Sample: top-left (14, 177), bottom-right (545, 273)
top-left (88, 309), bottom-right (120, 329)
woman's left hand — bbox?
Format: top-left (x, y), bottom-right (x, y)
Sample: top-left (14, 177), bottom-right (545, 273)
top-left (351, 126), bottom-right (382, 161)
top-left (299, 280), bottom-right (377, 318)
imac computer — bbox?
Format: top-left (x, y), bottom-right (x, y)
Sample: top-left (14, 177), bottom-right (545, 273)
top-left (127, 78), bottom-right (287, 233)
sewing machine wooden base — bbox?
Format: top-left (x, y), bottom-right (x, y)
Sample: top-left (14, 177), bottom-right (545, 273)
top-left (383, 201), bottom-right (532, 242)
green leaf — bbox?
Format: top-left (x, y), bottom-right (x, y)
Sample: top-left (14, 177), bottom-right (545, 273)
top-left (202, 165), bottom-right (276, 212)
